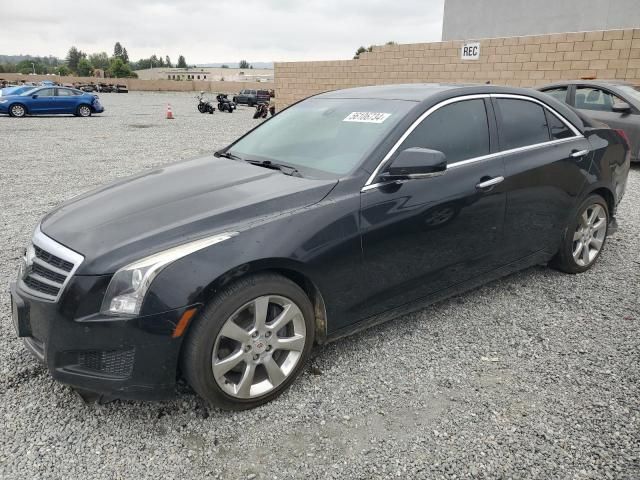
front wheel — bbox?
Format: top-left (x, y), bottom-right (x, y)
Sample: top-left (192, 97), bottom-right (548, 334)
top-left (77, 104), bottom-right (92, 117)
top-left (181, 274), bottom-right (315, 410)
top-left (551, 194), bottom-right (609, 273)
top-left (9, 103), bottom-right (26, 117)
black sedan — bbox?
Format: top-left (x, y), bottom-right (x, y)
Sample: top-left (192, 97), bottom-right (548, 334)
top-left (10, 84), bottom-right (630, 410)
top-left (539, 80), bottom-right (640, 162)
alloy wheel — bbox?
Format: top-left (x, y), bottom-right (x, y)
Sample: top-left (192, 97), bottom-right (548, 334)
top-left (10, 104), bottom-right (25, 117)
top-left (212, 295), bottom-right (306, 399)
top-left (79, 105), bottom-right (91, 117)
top-left (572, 203), bottom-right (607, 267)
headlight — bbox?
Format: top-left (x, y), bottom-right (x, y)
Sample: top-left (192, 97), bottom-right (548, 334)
top-left (100, 232), bottom-right (238, 316)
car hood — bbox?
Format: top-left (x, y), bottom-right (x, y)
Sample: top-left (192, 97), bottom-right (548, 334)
top-left (41, 156), bottom-right (338, 274)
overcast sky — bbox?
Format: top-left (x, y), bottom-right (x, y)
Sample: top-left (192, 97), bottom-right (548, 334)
top-left (1, 0), bottom-right (445, 64)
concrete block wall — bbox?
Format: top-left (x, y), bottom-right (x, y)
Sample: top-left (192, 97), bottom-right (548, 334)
top-left (0, 73), bottom-right (264, 94)
top-left (275, 29), bottom-right (640, 108)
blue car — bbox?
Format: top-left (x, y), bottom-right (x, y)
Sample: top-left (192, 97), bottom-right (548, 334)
top-left (0, 86), bottom-right (104, 117)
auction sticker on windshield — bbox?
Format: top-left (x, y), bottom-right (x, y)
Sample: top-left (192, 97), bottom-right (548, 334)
top-left (343, 112), bottom-right (391, 123)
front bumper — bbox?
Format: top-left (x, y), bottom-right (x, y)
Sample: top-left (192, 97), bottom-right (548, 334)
top-left (10, 279), bottom-right (196, 401)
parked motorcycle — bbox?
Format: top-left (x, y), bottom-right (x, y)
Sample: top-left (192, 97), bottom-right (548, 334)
top-left (196, 92), bottom-right (215, 114)
top-left (216, 93), bottom-right (236, 113)
top-left (253, 102), bottom-right (269, 119)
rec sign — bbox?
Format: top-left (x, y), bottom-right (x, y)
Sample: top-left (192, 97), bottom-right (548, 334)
top-left (461, 42), bottom-right (480, 60)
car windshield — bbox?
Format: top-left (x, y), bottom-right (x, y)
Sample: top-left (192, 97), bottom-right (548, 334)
top-left (18, 87), bottom-right (38, 96)
top-left (1, 86), bottom-right (35, 96)
top-left (617, 85), bottom-right (640, 103)
top-left (228, 98), bottom-right (415, 178)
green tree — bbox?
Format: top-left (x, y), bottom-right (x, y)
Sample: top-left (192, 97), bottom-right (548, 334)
top-left (55, 65), bottom-right (71, 76)
top-left (221, 64), bottom-right (229, 68)
top-left (238, 59), bottom-right (251, 69)
top-left (88, 52), bottom-right (110, 71)
top-left (177, 55), bottom-right (187, 68)
top-left (122, 48), bottom-right (129, 63)
top-left (353, 46), bottom-right (366, 59)
top-left (66, 46), bottom-right (85, 72)
top-left (108, 57), bottom-right (133, 78)
top-left (77, 58), bottom-right (93, 76)
top-left (165, 56), bottom-right (172, 68)
top-left (113, 42), bottom-right (123, 58)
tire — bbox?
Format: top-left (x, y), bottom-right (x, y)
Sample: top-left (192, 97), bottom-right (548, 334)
top-left (181, 273), bottom-right (315, 410)
top-left (77, 104), bottom-right (92, 117)
top-left (551, 194), bottom-right (609, 274)
top-left (198, 104), bottom-right (206, 113)
top-left (9, 103), bottom-right (26, 118)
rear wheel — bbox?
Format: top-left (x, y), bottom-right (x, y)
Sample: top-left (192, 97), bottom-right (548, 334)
top-left (9, 103), bottom-right (26, 117)
top-left (77, 104), bottom-right (92, 117)
top-left (552, 194), bottom-right (609, 273)
top-left (182, 274), bottom-right (315, 410)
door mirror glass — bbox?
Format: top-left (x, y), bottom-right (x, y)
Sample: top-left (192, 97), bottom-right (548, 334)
top-left (612, 102), bottom-right (631, 113)
top-left (31, 94), bottom-right (38, 99)
top-left (381, 148), bottom-right (447, 180)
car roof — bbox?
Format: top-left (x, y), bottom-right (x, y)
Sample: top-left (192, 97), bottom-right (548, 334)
top-left (540, 79), bottom-right (639, 89)
top-left (314, 83), bottom-right (569, 102)
top-left (312, 83), bottom-right (587, 132)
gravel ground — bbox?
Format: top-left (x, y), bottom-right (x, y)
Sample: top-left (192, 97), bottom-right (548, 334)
top-left (1, 92), bottom-right (639, 480)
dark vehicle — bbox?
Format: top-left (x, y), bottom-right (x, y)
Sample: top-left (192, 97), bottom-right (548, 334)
top-left (233, 89), bottom-right (270, 106)
top-left (78, 84), bottom-right (97, 92)
top-left (253, 102), bottom-right (268, 119)
top-left (196, 91), bottom-right (215, 114)
top-left (216, 93), bottom-right (236, 113)
top-left (10, 84), bottom-right (630, 410)
top-left (115, 84), bottom-right (128, 93)
top-left (539, 80), bottom-right (640, 162)
top-left (0, 87), bottom-right (104, 117)
top-left (98, 83), bottom-right (115, 93)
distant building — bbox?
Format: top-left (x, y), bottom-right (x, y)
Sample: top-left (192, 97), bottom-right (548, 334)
top-left (134, 67), bottom-right (274, 82)
top-left (442, 0), bottom-right (640, 40)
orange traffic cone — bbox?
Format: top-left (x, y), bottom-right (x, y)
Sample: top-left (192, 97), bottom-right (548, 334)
top-left (166, 103), bottom-right (174, 120)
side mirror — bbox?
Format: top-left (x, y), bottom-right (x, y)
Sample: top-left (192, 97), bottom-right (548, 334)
top-left (612, 102), bottom-right (631, 113)
top-left (31, 94), bottom-right (38, 99)
top-left (380, 148), bottom-right (447, 181)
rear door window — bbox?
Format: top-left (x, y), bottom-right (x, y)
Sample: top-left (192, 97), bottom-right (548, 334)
top-left (56, 88), bottom-right (73, 96)
top-left (399, 99), bottom-right (490, 164)
top-left (495, 99), bottom-right (550, 150)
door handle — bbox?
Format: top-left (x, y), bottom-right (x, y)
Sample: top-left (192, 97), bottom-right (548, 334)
top-left (475, 176), bottom-right (504, 190)
top-left (571, 149), bottom-right (589, 158)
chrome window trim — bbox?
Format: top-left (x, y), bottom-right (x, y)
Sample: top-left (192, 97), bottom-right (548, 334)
top-left (18, 224), bottom-right (84, 303)
top-left (362, 92), bottom-right (583, 191)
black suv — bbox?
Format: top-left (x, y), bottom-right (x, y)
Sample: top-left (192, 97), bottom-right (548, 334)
top-left (233, 89), bottom-right (270, 106)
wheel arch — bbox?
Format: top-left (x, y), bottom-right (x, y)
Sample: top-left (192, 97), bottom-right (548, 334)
top-left (587, 186), bottom-right (615, 217)
top-left (190, 259), bottom-right (329, 345)
top-left (9, 102), bottom-right (28, 115)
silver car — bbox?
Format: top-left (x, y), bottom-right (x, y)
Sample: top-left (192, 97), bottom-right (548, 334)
top-left (539, 80), bottom-right (640, 162)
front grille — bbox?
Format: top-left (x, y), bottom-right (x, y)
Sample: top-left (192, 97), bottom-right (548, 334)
top-left (24, 276), bottom-right (60, 297)
top-left (19, 226), bottom-right (84, 302)
top-left (31, 263), bottom-right (67, 284)
top-left (77, 349), bottom-right (135, 378)
top-left (34, 245), bottom-right (74, 272)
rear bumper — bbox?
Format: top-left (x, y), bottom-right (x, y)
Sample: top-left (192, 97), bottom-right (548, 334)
top-left (10, 280), bottom-right (195, 401)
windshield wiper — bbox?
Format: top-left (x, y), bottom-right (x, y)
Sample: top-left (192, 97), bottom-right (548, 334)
top-left (245, 159), bottom-right (303, 177)
top-left (215, 151), bottom-right (242, 160)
